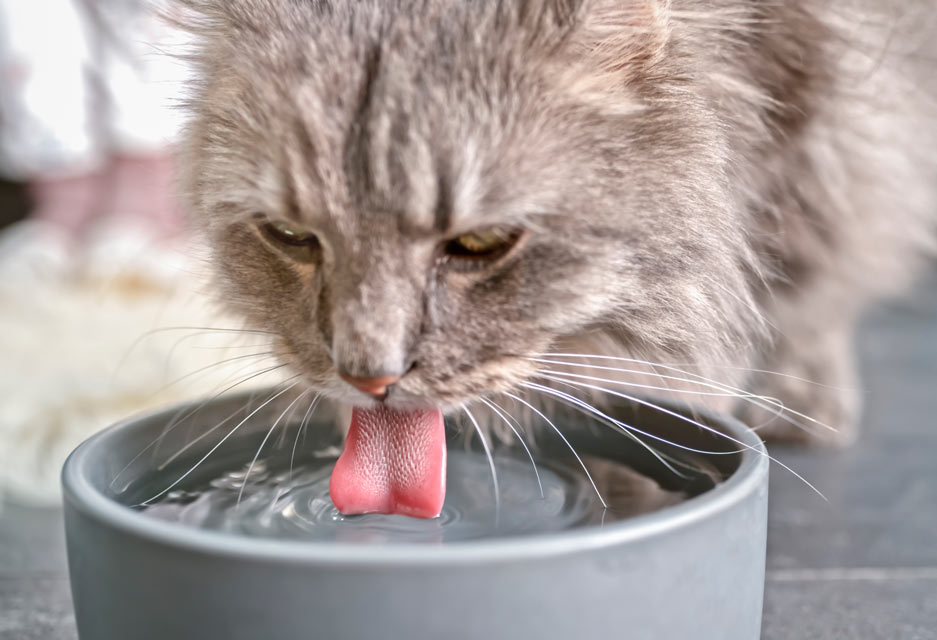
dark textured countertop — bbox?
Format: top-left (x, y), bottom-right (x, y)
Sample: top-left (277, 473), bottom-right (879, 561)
top-left (2, 271), bottom-right (936, 640)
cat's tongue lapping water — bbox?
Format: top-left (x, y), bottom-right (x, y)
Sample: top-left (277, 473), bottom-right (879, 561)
top-left (329, 406), bottom-right (446, 518)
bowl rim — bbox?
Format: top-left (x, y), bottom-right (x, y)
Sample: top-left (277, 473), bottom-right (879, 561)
top-left (62, 395), bottom-right (768, 567)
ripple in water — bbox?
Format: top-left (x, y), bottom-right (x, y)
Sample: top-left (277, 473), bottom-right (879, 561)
top-left (140, 449), bottom-right (689, 543)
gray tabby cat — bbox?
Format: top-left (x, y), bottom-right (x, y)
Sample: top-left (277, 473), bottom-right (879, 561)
top-left (175, 0), bottom-right (937, 446)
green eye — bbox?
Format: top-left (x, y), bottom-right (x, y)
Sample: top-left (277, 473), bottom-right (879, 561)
top-left (263, 220), bottom-right (320, 248)
top-left (445, 227), bottom-right (521, 260)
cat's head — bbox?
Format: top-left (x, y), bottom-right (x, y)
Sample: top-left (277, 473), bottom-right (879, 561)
top-left (179, 0), bottom-right (760, 411)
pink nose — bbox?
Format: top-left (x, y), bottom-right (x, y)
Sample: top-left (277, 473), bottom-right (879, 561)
top-left (339, 373), bottom-right (402, 397)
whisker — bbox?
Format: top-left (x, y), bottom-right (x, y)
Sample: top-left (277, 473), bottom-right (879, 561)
top-left (290, 393), bottom-right (323, 482)
top-left (501, 392), bottom-right (608, 508)
top-left (479, 398), bottom-right (544, 499)
top-left (530, 376), bottom-right (751, 459)
top-left (461, 404), bottom-right (501, 521)
top-left (188, 343), bottom-right (279, 351)
top-left (155, 374), bottom-right (296, 472)
top-left (150, 361), bottom-right (292, 461)
top-left (237, 388), bottom-right (312, 507)
top-left (538, 364), bottom-right (776, 401)
top-left (532, 374), bottom-right (827, 500)
top-left (532, 364), bottom-right (820, 437)
top-left (138, 378), bottom-right (302, 506)
top-left (520, 382), bottom-right (695, 478)
top-left (148, 351), bottom-right (277, 400)
top-left (531, 355), bottom-right (837, 435)
top-left (110, 362), bottom-right (291, 491)
top-left (134, 325), bottom-right (279, 338)
top-left (161, 331), bottom-right (274, 381)
top-left (112, 325), bottom-right (279, 383)
top-left (532, 358), bottom-right (753, 397)
top-left (156, 396), bottom-right (264, 472)
top-left (532, 377), bottom-right (742, 458)
top-left (274, 387), bottom-right (315, 450)
top-left (535, 352), bottom-right (846, 391)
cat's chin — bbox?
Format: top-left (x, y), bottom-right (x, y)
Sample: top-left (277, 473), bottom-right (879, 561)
top-left (310, 378), bottom-right (469, 412)
top-left (325, 391), bottom-right (452, 416)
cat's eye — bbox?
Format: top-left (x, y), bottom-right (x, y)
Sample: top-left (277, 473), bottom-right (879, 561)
top-left (263, 220), bottom-right (320, 248)
top-left (444, 227), bottom-right (521, 261)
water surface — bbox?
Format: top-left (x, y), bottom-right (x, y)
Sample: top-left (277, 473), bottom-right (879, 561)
top-left (140, 447), bottom-right (689, 543)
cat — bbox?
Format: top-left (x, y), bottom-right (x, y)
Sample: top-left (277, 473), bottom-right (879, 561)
top-left (173, 0), bottom-right (937, 449)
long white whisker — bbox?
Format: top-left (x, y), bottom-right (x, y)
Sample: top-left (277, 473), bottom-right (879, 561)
top-left (138, 379), bottom-right (302, 506)
top-left (480, 398), bottom-right (544, 499)
top-left (461, 404), bottom-right (501, 519)
top-left (502, 392), bottom-right (608, 508)
top-left (151, 351), bottom-right (277, 399)
top-left (533, 374), bottom-right (827, 500)
top-left (532, 358), bottom-right (754, 396)
top-left (536, 352), bottom-right (845, 391)
top-left (538, 364), bottom-right (770, 400)
top-left (151, 361), bottom-right (293, 461)
top-left (188, 342), bottom-right (280, 351)
top-left (110, 363), bottom-right (291, 490)
top-left (531, 354), bottom-right (837, 434)
top-left (532, 364), bottom-right (816, 436)
top-left (155, 372), bottom-right (301, 473)
top-left (162, 331), bottom-right (273, 379)
top-left (520, 382), bottom-right (698, 478)
top-left (156, 399), bottom-right (259, 472)
top-left (535, 385), bottom-right (718, 478)
top-left (290, 393), bottom-right (323, 482)
top-left (112, 325), bottom-right (278, 383)
top-left (237, 388), bottom-right (311, 507)
top-left (274, 387), bottom-right (314, 450)
top-left (530, 376), bottom-right (751, 459)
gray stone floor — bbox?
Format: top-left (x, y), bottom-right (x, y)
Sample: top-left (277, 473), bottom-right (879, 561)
top-left (761, 270), bottom-right (937, 640)
top-left (1, 271), bottom-right (935, 640)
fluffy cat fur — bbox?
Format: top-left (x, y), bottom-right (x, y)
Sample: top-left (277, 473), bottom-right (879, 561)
top-left (173, 0), bottom-right (937, 446)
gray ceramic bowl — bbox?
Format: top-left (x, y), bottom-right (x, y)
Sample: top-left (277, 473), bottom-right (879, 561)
top-left (62, 391), bottom-right (768, 640)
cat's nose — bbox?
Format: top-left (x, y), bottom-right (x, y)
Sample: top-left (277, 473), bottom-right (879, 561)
top-left (338, 372), bottom-right (402, 397)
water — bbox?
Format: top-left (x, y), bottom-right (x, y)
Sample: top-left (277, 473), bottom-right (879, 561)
top-left (140, 448), bottom-right (689, 543)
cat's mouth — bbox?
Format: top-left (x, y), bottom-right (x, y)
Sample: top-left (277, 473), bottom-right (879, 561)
top-left (324, 357), bottom-right (536, 519)
top-left (329, 405), bottom-right (447, 518)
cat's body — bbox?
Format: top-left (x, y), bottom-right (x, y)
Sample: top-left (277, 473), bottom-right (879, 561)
top-left (177, 0), bottom-right (937, 446)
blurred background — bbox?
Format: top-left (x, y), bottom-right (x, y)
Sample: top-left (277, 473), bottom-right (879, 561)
top-left (0, 0), bottom-right (275, 505)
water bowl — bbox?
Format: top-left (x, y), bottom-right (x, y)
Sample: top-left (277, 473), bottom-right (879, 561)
top-left (62, 390), bottom-right (768, 640)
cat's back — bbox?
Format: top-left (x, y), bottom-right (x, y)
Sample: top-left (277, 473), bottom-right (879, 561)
top-left (705, 0), bottom-right (937, 294)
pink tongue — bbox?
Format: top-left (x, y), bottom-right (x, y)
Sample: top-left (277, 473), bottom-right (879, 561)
top-left (329, 407), bottom-right (446, 519)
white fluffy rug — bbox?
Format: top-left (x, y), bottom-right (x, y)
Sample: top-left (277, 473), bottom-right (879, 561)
top-left (0, 221), bottom-right (282, 504)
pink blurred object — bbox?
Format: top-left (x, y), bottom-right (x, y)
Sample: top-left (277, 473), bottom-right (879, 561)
top-left (29, 154), bottom-right (185, 241)
top-left (1, 0), bottom-right (191, 240)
